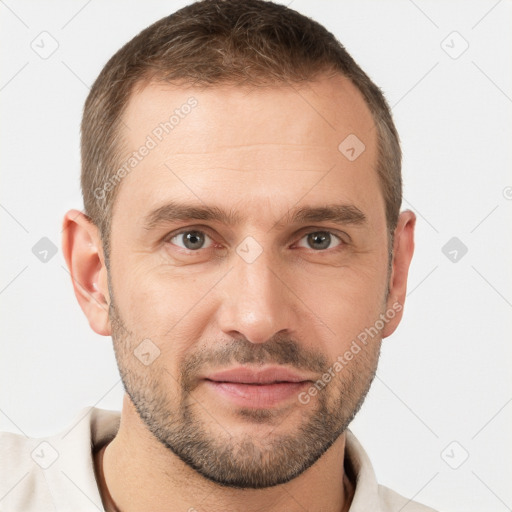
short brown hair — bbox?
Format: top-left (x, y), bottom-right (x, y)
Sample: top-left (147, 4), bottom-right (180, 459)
top-left (81, 0), bottom-right (401, 258)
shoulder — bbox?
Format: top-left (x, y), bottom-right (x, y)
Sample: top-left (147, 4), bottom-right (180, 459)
top-left (0, 407), bottom-right (121, 512)
top-left (378, 484), bottom-right (439, 512)
top-left (0, 429), bottom-right (55, 510)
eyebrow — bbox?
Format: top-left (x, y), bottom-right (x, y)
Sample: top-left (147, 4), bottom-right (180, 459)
top-left (143, 201), bottom-right (367, 231)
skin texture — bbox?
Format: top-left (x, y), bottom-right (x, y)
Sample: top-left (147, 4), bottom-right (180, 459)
top-left (62, 74), bottom-right (415, 512)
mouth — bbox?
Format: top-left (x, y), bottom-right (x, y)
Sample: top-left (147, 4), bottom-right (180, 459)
top-left (202, 366), bottom-right (314, 408)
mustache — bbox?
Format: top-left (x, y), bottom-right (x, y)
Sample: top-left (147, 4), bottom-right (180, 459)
top-left (181, 335), bottom-right (328, 391)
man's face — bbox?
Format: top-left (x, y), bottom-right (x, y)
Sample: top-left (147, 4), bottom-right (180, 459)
top-left (106, 75), bottom-right (391, 488)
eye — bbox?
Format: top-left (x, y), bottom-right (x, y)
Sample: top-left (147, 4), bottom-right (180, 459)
top-left (168, 230), bottom-right (214, 251)
top-left (296, 231), bottom-right (343, 251)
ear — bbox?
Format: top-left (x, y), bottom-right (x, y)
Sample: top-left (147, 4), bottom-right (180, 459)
top-left (382, 210), bottom-right (416, 339)
top-left (61, 209), bottom-right (111, 336)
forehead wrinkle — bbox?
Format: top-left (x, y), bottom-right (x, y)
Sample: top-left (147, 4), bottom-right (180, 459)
top-left (167, 142), bottom-right (329, 154)
top-left (154, 145), bottom-right (339, 175)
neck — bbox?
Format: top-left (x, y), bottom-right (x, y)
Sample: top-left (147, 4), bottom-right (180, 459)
top-left (96, 395), bottom-right (354, 512)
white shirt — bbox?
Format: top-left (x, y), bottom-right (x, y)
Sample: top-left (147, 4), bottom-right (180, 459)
top-left (0, 407), bottom-right (438, 511)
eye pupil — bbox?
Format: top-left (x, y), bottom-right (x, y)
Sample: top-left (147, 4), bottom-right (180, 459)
top-left (183, 231), bottom-right (205, 250)
top-left (308, 232), bottom-right (331, 250)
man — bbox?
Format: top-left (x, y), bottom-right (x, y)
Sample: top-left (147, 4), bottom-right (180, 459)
top-left (0, 0), bottom-right (438, 510)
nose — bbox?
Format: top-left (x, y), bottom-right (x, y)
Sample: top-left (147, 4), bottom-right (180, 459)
top-left (216, 248), bottom-right (297, 344)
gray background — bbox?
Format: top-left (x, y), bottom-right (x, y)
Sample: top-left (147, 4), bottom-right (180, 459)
top-left (1, 1), bottom-right (511, 511)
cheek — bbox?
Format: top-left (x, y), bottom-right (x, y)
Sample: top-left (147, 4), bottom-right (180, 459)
top-left (110, 257), bottom-right (225, 353)
top-left (294, 262), bottom-right (387, 355)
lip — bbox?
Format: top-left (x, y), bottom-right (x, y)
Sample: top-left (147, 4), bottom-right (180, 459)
top-left (202, 366), bottom-right (314, 409)
top-left (204, 366), bottom-right (314, 385)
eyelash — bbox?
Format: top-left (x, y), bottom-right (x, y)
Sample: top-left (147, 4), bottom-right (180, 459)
top-left (164, 228), bottom-right (346, 254)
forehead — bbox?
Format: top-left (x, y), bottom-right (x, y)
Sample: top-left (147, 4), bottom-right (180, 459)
top-left (112, 75), bottom-right (382, 231)
top-left (122, 75), bottom-right (375, 150)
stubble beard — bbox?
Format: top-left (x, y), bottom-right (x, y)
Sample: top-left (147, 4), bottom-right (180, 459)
top-left (106, 274), bottom-right (382, 489)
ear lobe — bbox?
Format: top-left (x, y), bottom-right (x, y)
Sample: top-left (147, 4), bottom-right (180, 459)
top-left (382, 210), bottom-right (416, 339)
top-left (61, 209), bottom-right (111, 336)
